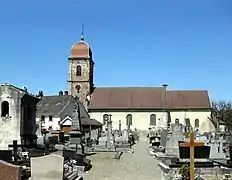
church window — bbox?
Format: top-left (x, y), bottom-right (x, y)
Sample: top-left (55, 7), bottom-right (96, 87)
top-left (75, 85), bottom-right (81, 93)
top-left (126, 114), bottom-right (132, 126)
top-left (175, 118), bottom-right (179, 124)
top-left (41, 115), bottom-right (45, 122)
top-left (103, 114), bottom-right (108, 125)
top-left (49, 116), bottom-right (53, 121)
top-left (1, 101), bottom-right (9, 117)
top-left (184, 118), bottom-right (190, 132)
top-left (150, 114), bottom-right (156, 126)
top-left (76, 65), bottom-right (82, 76)
top-left (195, 119), bottom-right (199, 128)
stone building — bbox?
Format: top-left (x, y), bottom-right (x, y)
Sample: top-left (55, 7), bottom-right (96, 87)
top-left (36, 92), bottom-right (102, 133)
top-left (67, 35), bottom-right (215, 133)
top-left (0, 84), bottom-right (39, 150)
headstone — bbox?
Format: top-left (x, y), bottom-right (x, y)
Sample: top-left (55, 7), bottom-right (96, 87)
top-left (0, 160), bottom-right (21, 180)
top-left (90, 129), bottom-right (98, 140)
top-left (209, 143), bottom-right (225, 159)
top-left (122, 130), bottom-right (128, 141)
top-left (30, 154), bottom-right (64, 180)
top-left (119, 120), bottom-right (122, 134)
top-left (98, 136), bottom-right (107, 146)
top-left (160, 129), bottom-right (168, 148)
top-left (105, 120), bottom-right (115, 148)
top-left (165, 123), bottom-right (184, 157)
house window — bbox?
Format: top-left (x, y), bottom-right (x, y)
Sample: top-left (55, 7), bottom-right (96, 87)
top-left (1, 101), bottom-right (9, 117)
top-left (195, 119), bottom-right (199, 128)
top-left (150, 114), bottom-right (156, 126)
top-left (175, 118), bottom-right (179, 124)
top-left (126, 114), bottom-right (132, 126)
top-left (49, 116), bottom-right (53, 121)
top-left (76, 65), bottom-right (82, 76)
top-left (103, 114), bottom-right (108, 125)
top-left (41, 116), bottom-right (45, 122)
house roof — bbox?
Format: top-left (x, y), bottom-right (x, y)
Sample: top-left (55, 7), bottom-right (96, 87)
top-left (36, 95), bottom-right (71, 117)
top-left (82, 118), bottom-right (102, 126)
top-left (88, 87), bottom-right (211, 110)
top-left (60, 115), bottom-right (102, 126)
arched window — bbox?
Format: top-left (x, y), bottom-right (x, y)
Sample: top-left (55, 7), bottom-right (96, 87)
top-left (150, 114), bottom-right (156, 126)
top-left (76, 66), bottom-right (82, 76)
top-left (185, 118), bottom-right (190, 127)
top-left (195, 119), bottom-right (199, 128)
top-left (1, 101), bottom-right (9, 117)
top-left (185, 118), bottom-right (190, 132)
top-left (175, 118), bottom-right (179, 124)
top-left (126, 114), bottom-right (132, 126)
top-left (103, 114), bottom-right (108, 125)
top-left (75, 85), bottom-right (81, 93)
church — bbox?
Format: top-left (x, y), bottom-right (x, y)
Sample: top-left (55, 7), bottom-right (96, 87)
top-left (67, 34), bottom-right (215, 133)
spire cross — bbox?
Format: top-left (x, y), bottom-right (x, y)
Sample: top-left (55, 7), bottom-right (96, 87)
top-left (81, 24), bottom-right (85, 41)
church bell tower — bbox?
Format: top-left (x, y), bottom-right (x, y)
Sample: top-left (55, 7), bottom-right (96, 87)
top-left (67, 33), bottom-right (94, 106)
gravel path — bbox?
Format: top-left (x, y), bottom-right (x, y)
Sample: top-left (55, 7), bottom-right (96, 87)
top-left (84, 135), bottom-right (162, 180)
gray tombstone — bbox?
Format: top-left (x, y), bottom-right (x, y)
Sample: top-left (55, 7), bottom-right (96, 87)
top-left (98, 136), bottom-right (107, 147)
top-left (122, 130), bottom-right (129, 141)
top-left (30, 154), bottom-right (64, 180)
top-left (91, 129), bottom-right (98, 140)
top-left (160, 129), bottom-right (168, 148)
top-left (119, 120), bottom-right (122, 134)
top-left (165, 123), bottom-right (184, 157)
top-left (209, 143), bottom-right (226, 159)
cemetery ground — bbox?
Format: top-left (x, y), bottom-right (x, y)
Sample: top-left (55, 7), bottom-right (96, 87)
top-left (84, 134), bottom-right (162, 180)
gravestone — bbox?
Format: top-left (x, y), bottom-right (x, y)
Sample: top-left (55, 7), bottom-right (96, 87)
top-left (105, 120), bottom-right (115, 149)
top-left (30, 154), bottom-right (64, 180)
top-left (122, 130), bottom-right (129, 141)
top-left (209, 143), bottom-right (225, 159)
top-left (160, 129), bottom-right (168, 148)
top-left (165, 123), bottom-right (184, 157)
top-left (119, 120), bottom-right (122, 134)
top-left (90, 129), bottom-right (98, 140)
top-left (0, 160), bottom-right (21, 180)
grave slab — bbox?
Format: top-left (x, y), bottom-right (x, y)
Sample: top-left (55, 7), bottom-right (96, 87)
top-left (30, 154), bottom-right (64, 180)
top-left (0, 160), bottom-right (21, 180)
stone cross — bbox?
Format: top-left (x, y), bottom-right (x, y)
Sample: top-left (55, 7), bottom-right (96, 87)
top-left (119, 120), bottom-right (121, 134)
top-left (179, 131), bottom-right (204, 180)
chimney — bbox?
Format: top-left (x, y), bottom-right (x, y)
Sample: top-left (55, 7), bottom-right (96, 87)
top-left (59, 91), bottom-right (63, 95)
top-left (64, 91), bottom-right (68, 95)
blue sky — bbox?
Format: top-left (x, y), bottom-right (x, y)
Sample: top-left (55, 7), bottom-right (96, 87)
top-left (0, 0), bottom-right (231, 100)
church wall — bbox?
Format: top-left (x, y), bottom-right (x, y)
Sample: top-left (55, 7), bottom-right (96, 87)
top-left (0, 86), bottom-right (22, 149)
top-left (89, 109), bottom-right (214, 133)
top-left (89, 112), bottom-right (168, 131)
top-left (170, 111), bottom-right (215, 132)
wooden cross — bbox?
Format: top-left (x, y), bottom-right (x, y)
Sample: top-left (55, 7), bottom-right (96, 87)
top-left (179, 130), bottom-right (204, 180)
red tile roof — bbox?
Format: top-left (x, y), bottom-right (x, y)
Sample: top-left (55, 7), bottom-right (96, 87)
top-left (88, 87), bottom-right (211, 110)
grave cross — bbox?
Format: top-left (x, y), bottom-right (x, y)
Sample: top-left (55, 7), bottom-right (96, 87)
top-left (179, 129), bottom-right (204, 180)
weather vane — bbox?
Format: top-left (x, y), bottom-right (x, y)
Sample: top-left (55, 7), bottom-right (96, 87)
top-left (81, 24), bottom-right (85, 41)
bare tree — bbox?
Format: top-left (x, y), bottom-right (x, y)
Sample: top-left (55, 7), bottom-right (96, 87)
top-left (211, 100), bottom-right (232, 141)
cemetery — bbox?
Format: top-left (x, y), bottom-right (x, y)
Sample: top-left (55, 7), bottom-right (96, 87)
top-left (147, 118), bottom-right (232, 180)
top-left (0, 84), bottom-right (139, 180)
